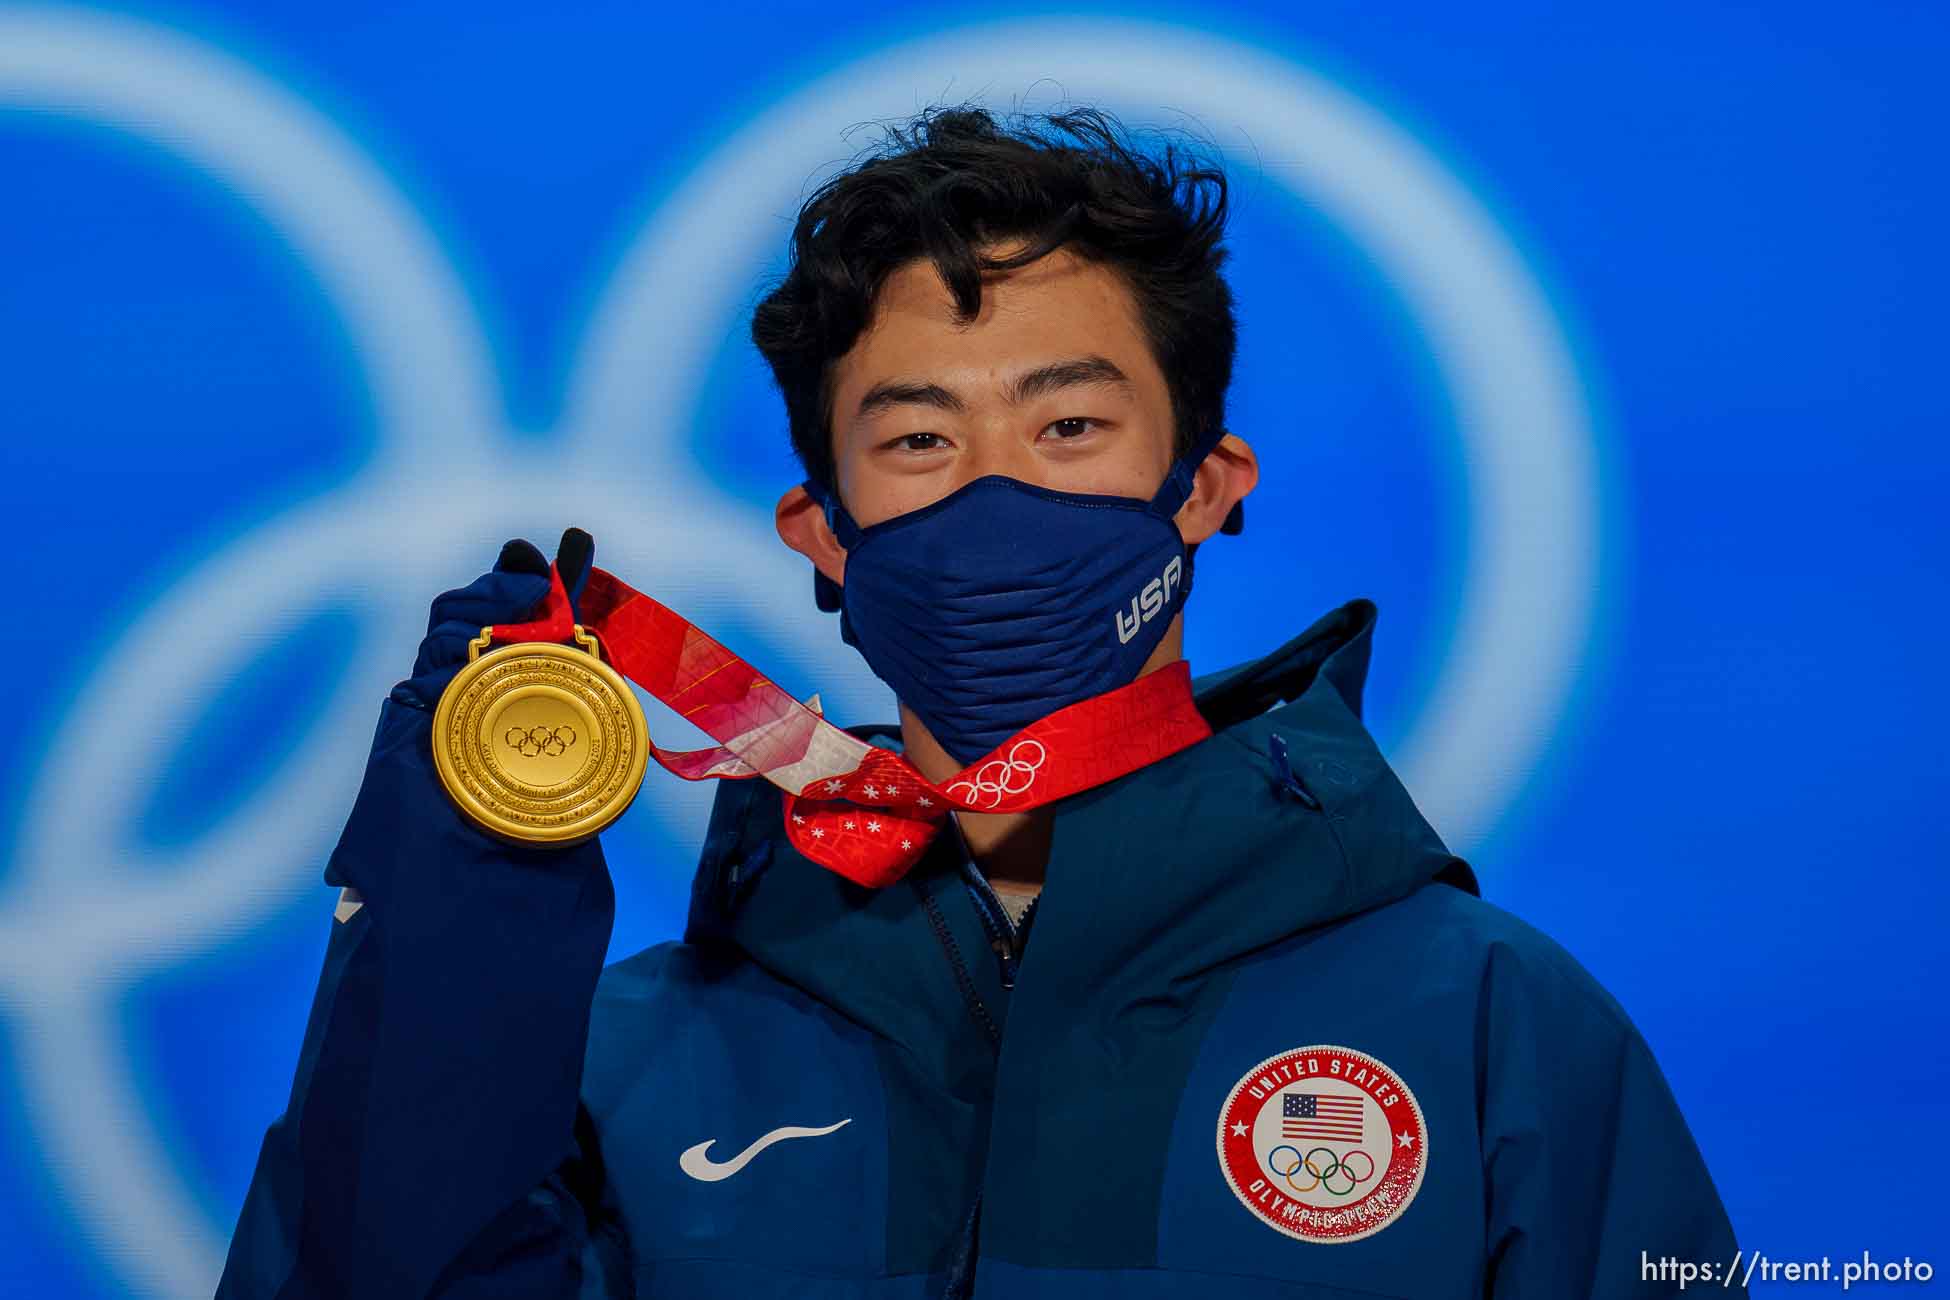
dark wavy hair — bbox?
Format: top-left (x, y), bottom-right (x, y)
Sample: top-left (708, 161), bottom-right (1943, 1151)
top-left (750, 105), bottom-right (1236, 494)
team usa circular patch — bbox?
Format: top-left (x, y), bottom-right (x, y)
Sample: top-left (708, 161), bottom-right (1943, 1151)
top-left (1216, 1044), bottom-right (1427, 1243)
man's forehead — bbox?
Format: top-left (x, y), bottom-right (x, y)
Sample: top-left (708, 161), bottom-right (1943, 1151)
top-left (836, 249), bottom-right (1154, 408)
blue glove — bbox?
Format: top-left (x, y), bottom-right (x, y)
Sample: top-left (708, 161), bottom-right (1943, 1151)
top-left (391, 528), bottom-right (596, 711)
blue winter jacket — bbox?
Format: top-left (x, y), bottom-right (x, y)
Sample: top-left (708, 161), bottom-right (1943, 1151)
top-left (218, 598), bottom-right (1743, 1298)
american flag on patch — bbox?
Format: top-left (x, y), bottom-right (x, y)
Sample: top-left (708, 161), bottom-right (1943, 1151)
top-left (1282, 1092), bottom-right (1365, 1142)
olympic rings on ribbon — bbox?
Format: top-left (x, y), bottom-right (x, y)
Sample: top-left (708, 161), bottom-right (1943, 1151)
top-left (1264, 1143), bottom-right (1376, 1199)
top-left (503, 724), bottom-right (578, 758)
top-left (944, 738), bottom-right (1046, 809)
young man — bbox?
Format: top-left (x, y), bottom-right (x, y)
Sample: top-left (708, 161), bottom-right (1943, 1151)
top-left (220, 108), bottom-right (1742, 1298)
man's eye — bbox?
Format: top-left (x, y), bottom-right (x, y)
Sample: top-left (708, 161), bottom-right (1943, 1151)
top-left (893, 432), bottom-right (946, 451)
top-left (1044, 417), bottom-right (1099, 440)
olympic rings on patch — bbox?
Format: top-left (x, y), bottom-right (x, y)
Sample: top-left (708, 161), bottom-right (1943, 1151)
top-left (503, 724), bottom-right (578, 758)
top-left (1267, 1145), bottom-right (1319, 1193)
top-left (943, 738), bottom-right (1046, 809)
top-left (1265, 1142), bottom-right (1376, 1199)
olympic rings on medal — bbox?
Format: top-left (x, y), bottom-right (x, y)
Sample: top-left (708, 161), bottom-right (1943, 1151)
top-left (943, 738), bottom-right (1047, 809)
top-left (503, 724), bottom-right (578, 758)
top-left (1264, 1142), bottom-right (1376, 1199)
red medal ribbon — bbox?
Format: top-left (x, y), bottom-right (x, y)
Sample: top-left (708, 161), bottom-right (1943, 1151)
top-left (487, 564), bottom-right (1213, 887)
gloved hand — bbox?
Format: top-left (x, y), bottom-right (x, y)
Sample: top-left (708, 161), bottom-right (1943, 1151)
top-left (390, 527), bottom-right (596, 711)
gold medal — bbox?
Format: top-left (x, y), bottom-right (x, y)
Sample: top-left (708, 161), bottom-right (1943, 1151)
top-left (431, 625), bottom-right (650, 846)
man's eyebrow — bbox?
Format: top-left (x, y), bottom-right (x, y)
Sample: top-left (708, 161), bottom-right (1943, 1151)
top-left (1006, 355), bottom-right (1135, 405)
top-left (854, 380), bottom-right (967, 420)
top-left (852, 355), bottom-right (1134, 424)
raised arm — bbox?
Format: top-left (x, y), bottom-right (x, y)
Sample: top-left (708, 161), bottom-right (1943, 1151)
top-left (218, 533), bottom-right (631, 1299)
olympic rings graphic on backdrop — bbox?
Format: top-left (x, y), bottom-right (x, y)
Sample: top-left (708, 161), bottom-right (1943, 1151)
top-left (944, 738), bottom-right (1046, 809)
top-left (1268, 1144), bottom-right (1376, 1198)
top-left (0, 10), bottom-right (1600, 1297)
top-left (505, 724), bottom-right (577, 758)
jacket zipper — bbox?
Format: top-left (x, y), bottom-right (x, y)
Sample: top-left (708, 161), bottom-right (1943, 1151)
top-left (921, 819), bottom-right (1044, 1299)
top-left (957, 847), bottom-right (1037, 990)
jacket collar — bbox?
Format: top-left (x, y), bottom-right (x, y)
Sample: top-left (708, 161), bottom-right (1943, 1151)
top-left (683, 598), bottom-right (1475, 1065)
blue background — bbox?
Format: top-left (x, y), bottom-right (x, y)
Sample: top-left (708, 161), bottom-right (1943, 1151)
top-left (2, 2), bottom-right (1944, 1295)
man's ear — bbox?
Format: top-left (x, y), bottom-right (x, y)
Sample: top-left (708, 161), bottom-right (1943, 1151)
top-left (1174, 432), bottom-right (1260, 544)
top-left (775, 484), bottom-right (848, 586)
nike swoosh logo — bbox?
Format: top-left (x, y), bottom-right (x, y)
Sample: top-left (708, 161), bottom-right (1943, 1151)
top-left (678, 1118), bottom-right (852, 1182)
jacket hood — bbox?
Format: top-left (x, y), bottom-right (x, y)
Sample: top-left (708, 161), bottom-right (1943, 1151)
top-left (683, 597), bottom-right (1475, 1068)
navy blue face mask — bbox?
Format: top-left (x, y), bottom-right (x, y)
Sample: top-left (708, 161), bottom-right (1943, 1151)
top-left (803, 428), bottom-right (1242, 766)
